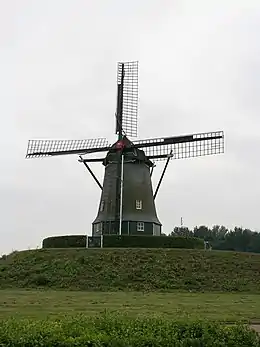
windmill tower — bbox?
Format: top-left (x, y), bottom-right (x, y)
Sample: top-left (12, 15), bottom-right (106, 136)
top-left (26, 61), bottom-right (224, 238)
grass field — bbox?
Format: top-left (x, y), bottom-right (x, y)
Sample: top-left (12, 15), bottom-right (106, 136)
top-left (1, 289), bottom-right (260, 323)
top-left (1, 248), bottom-right (260, 292)
top-left (1, 248), bottom-right (260, 344)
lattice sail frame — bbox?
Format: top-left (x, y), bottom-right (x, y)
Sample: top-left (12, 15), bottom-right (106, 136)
top-left (117, 61), bottom-right (138, 137)
top-left (134, 131), bottom-right (224, 161)
top-left (26, 138), bottom-right (109, 158)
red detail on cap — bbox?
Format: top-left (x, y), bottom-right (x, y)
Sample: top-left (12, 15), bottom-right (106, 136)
top-left (115, 141), bottom-right (125, 150)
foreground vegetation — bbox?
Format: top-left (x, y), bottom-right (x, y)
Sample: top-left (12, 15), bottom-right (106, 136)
top-left (0, 314), bottom-right (259, 346)
top-left (1, 248), bottom-right (260, 292)
top-left (1, 290), bottom-right (260, 323)
top-left (1, 248), bottom-right (260, 344)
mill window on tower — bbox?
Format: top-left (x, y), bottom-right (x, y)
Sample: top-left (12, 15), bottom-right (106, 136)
top-left (100, 200), bottom-right (105, 212)
top-left (135, 200), bottom-right (142, 210)
top-left (137, 222), bottom-right (144, 232)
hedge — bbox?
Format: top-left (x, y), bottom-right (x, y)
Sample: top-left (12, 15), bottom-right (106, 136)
top-left (42, 234), bottom-right (204, 249)
top-left (101, 235), bottom-right (204, 248)
top-left (0, 314), bottom-right (258, 347)
top-left (42, 235), bottom-right (86, 248)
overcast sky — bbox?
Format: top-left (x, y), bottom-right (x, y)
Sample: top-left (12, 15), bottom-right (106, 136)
top-left (0, 0), bottom-right (259, 254)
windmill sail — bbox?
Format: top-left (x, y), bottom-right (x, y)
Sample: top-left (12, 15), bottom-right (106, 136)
top-left (133, 131), bottom-right (224, 160)
top-left (115, 61), bottom-right (138, 138)
top-left (26, 138), bottom-right (110, 158)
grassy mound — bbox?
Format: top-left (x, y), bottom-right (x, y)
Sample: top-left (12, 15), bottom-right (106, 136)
top-left (0, 314), bottom-right (259, 346)
top-left (1, 248), bottom-right (260, 292)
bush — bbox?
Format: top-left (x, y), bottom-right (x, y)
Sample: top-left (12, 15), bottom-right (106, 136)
top-left (43, 234), bottom-right (203, 249)
top-left (0, 314), bottom-right (258, 346)
top-left (42, 235), bottom-right (86, 248)
top-left (31, 274), bottom-right (50, 286)
top-left (102, 235), bottom-right (204, 249)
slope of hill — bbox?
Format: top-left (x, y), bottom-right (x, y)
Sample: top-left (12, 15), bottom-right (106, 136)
top-left (0, 248), bottom-right (260, 292)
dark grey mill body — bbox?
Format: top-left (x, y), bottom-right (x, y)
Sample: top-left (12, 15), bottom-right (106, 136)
top-left (92, 137), bottom-right (161, 236)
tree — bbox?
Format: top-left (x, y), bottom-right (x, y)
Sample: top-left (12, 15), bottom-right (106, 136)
top-left (169, 223), bottom-right (260, 254)
top-left (171, 227), bottom-right (192, 237)
top-left (193, 225), bottom-right (210, 240)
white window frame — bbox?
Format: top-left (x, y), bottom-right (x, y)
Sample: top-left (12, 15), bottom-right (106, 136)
top-left (137, 222), bottom-right (144, 232)
top-left (135, 200), bottom-right (142, 210)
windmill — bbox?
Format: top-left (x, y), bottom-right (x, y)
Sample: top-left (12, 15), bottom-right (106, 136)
top-left (26, 61), bottom-right (224, 239)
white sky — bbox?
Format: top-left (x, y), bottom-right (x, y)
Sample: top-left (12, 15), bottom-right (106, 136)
top-left (1, 0), bottom-right (259, 254)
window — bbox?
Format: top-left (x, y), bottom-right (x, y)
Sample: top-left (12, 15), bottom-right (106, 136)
top-left (135, 200), bottom-right (142, 210)
top-left (96, 222), bottom-right (102, 234)
top-left (137, 222), bottom-right (144, 232)
top-left (100, 200), bottom-right (105, 212)
top-left (93, 222), bottom-right (102, 235)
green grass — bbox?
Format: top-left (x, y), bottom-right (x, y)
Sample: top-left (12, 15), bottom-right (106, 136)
top-left (0, 290), bottom-right (260, 323)
top-left (1, 248), bottom-right (260, 292)
top-left (1, 249), bottom-right (260, 344)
